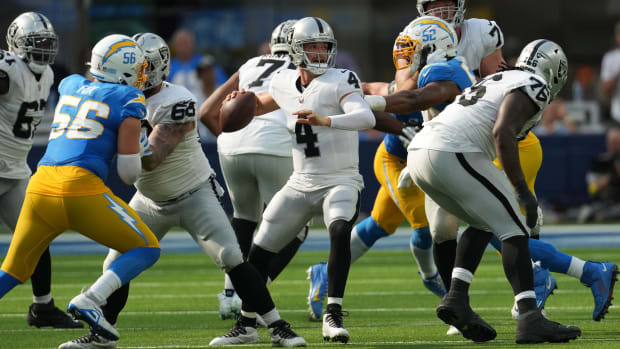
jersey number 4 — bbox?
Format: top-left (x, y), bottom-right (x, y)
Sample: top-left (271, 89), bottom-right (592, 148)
top-left (295, 121), bottom-right (320, 157)
top-left (49, 95), bottom-right (110, 140)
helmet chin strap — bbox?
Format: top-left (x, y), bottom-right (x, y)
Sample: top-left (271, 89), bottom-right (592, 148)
top-left (27, 61), bottom-right (47, 75)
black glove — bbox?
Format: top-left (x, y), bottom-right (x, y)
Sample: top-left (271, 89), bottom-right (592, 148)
top-left (515, 183), bottom-right (538, 229)
top-left (398, 119), bottom-right (423, 148)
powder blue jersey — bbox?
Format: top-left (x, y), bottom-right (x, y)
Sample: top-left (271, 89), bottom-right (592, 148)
top-left (417, 56), bottom-right (476, 119)
top-left (39, 74), bottom-right (146, 180)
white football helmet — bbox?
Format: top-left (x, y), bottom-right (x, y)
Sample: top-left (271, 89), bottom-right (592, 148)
top-left (6, 12), bottom-right (58, 74)
top-left (89, 34), bottom-right (148, 90)
top-left (393, 16), bottom-right (458, 73)
top-left (270, 19), bottom-right (297, 55)
top-left (288, 17), bottom-right (337, 75)
top-left (417, 0), bottom-right (466, 27)
top-left (132, 32), bottom-right (170, 91)
top-left (515, 39), bottom-right (568, 98)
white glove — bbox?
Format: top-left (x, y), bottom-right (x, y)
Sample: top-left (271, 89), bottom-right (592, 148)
top-left (398, 126), bottom-right (418, 148)
top-left (397, 167), bottom-right (413, 189)
top-left (531, 206), bottom-right (544, 236)
top-left (139, 128), bottom-right (152, 157)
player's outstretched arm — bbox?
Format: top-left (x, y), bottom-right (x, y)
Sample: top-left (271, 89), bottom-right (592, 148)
top-left (365, 80), bottom-right (461, 115)
top-left (198, 71), bottom-right (240, 136)
top-left (117, 116), bottom-right (143, 184)
top-left (141, 121), bottom-right (195, 171)
top-left (493, 89), bottom-right (540, 227)
top-left (362, 81), bottom-right (390, 96)
top-left (373, 111), bottom-right (404, 135)
top-left (295, 93), bottom-right (375, 130)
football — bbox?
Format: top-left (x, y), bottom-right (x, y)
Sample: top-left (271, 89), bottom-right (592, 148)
top-left (219, 91), bottom-right (257, 133)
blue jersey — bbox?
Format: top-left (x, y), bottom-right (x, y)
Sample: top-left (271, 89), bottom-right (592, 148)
top-left (383, 111), bottom-right (423, 159)
top-left (417, 56), bottom-right (476, 117)
top-left (39, 74), bottom-right (146, 181)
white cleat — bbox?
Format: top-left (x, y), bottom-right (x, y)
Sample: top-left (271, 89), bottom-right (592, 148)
top-left (322, 311), bottom-right (350, 343)
top-left (269, 319), bottom-right (307, 347)
top-left (58, 331), bottom-right (117, 349)
top-left (446, 325), bottom-right (461, 336)
top-left (67, 291), bottom-right (119, 341)
top-left (209, 320), bottom-right (258, 345)
top-left (217, 291), bottom-right (242, 320)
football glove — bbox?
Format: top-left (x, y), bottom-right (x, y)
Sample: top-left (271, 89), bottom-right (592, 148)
top-left (398, 119), bottom-right (423, 148)
top-left (531, 206), bottom-right (544, 236)
top-left (516, 186), bottom-right (539, 229)
top-left (139, 128), bottom-right (152, 157)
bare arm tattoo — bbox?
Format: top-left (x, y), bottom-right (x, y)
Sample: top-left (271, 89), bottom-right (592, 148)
top-left (142, 121), bottom-right (194, 171)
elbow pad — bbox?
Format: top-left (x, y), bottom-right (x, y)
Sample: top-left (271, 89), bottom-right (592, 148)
top-left (117, 153), bottom-right (142, 184)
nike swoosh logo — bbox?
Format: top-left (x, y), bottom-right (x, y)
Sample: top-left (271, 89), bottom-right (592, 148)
top-left (546, 278), bottom-right (552, 290)
top-left (602, 264), bottom-right (607, 272)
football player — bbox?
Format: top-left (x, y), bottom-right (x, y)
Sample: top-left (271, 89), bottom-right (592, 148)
top-left (416, 0), bottom-right (618, 324)
top-left (0, 34), bottom-right (161, 342)
top-left (407, 39), bottom-right (582, 344)
top-left (222, 17), bottom-right (383, 343)
top-left (59, 33), bottom-right (306, 348)
top-left (199, 19), bottom-right (309, 321)
top-left (306, 0), bottom-right (510, 320)
top-left (369, 13), bottom-right (618, 329)
top-left (0, 12), bottom-right (82, 329)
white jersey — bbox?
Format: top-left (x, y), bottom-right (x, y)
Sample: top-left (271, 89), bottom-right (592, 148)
top-left (218, 54), bottom-right (293, 157)
top-left (269, 68), bottom-right (364, 192)
top-left (135, 82), bottom-right (215, 201)
top-left (458, 18), bottom-right (504, 75)
top-left (410, 70), bottom-right (551, 160)
top-left (0, 50), bottom-right (53, 179)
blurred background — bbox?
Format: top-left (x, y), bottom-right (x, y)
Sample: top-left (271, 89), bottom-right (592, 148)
top-left (5, 0), bottom-right (620, 224)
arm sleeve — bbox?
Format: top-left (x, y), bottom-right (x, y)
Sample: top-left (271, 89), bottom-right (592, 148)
top-left (117, 153), bottom-right (142, 184)
top-left (329, 92), bottom-right (376, 130)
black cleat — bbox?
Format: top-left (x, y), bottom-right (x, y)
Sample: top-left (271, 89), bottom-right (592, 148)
top-left (515, 309), bottom-right (581, 344)
top-left (27, 299), bottom-right (83, 329)
top-left (436, 294), bottom-right (497, 343)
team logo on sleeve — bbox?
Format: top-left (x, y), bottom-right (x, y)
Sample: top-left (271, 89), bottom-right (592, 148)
top-left (124, 93), bottom-right (146, 107)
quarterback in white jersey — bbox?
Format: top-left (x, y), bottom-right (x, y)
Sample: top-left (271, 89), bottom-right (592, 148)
top-left (0, 12), bottom-right (82, 329)
top-left (223, 17), bottom-right (376, 344)
top-left (407, 40), bottom-right (581, 344)
top-left (60, 33), bottom-right (306, 349)
top-left (199, 20), bottom-right (311, 321)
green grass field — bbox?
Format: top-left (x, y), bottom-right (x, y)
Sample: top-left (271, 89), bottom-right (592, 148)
top-left (1, 249), bottom-right (619, 349)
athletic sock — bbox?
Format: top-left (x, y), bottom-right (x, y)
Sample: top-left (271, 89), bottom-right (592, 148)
top-left (409, 227), bottom-right (437, 279)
